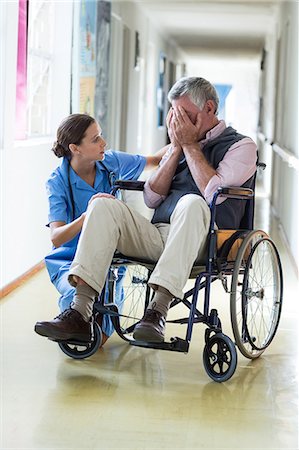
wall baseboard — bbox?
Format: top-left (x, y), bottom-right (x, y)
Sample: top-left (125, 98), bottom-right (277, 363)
top-left (0, 261), bottom-right (45, 299)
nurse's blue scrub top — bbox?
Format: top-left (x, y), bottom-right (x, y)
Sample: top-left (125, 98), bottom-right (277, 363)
top-left (45, 150), bottom-right (146, 282)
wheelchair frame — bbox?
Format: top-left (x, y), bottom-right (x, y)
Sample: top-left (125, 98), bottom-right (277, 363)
top-left (58, 175), bottom-right (283, 383)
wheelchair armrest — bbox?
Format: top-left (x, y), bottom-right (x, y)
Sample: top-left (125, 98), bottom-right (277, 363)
top-left (209, 186), bottom-right (254, 216)
top-left (217, 186), bottom-right (254, 200)
top-left (111, 180), bottom-right (145, 195)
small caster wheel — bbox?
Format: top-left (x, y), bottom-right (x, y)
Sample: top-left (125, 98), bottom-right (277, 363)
top-left (203, 333), bottom-right (237, 382)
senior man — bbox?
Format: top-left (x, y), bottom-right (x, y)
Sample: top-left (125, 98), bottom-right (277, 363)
top-left (35, 77), bottom-right (257, 343)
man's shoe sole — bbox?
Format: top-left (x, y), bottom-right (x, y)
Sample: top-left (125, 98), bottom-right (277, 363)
top-left (34, 323), bottom-right (91, 342)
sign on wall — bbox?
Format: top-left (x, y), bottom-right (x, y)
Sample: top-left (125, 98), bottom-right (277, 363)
top-left (79, 0), bottom-right (97, 116)
top-left (77, 0), bottom-right (111, 136)
top-left (94, 1), bottom-right (111, 137)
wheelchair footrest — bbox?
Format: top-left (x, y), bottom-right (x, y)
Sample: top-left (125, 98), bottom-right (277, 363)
top-left (130, 337), bottom-right (189, 353)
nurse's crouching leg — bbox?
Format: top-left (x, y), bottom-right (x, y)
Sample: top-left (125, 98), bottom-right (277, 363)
top-left (58, 289), bottom-right (75, 312)
top-left (52, 264), bottom-right (76, 312)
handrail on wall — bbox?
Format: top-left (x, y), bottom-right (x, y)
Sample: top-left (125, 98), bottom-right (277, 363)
top-left (257, 132), bottom-right (299, 171)
top-left (257, 132), bottom-right (270, 144)
top-left (272, 143), bottom-right (299, 171)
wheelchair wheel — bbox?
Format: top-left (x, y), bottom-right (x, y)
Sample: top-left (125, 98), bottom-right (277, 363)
top-left (230, 230), bottom-right (283, 359)
top-left (116, 264), bottom-right (153, 339)
top-left (58, 323), bottom-right (102, 359)
top-left (203, 333), bottom-right (237, 382)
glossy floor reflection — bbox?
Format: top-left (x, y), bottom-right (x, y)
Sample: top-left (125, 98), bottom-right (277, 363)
top-left (1, 194), bottom-right (298, 449)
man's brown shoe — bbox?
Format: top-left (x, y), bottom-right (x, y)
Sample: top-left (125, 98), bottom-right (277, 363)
top-left (34, 309), bottom-right (93, 342)
top-left (133, 309), bottom-right (165, 343)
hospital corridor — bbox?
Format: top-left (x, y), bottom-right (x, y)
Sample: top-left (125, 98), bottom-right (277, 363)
top-left (0, 1), bottom-right (298, 449)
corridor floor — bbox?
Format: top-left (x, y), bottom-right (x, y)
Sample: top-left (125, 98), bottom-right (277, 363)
top-left (1, 195), bottom-right (298, 450)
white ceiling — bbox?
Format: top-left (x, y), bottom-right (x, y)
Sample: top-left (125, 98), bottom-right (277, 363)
top-left (135, 1), bottom-right (281, 56)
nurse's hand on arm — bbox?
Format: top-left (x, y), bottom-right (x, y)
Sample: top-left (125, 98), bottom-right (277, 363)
top-left (50, 192), bottom-right (115, 248)
top-left (144, 145), bottom-right (169, 169)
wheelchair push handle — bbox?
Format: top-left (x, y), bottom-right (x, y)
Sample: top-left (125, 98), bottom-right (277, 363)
top-left (257, 162), bottom-right (266, 170)
top-left (111, 180), bottom-right (145, 195)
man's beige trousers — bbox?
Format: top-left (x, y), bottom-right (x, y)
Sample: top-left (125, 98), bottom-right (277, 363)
top-left (69, 194), bottom-right (210, 299)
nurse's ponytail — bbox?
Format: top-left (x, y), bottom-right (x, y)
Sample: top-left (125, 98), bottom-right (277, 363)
top-left (52, 141), bottom-right (70, 158)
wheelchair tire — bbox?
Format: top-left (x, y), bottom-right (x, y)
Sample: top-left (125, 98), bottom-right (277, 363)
top-left (58, 323), bottom-right (102, 359)
top-left (230, 230), bottom-right (283, 359)
top-left (203, 333), bottom-right (237, 382)
top-left (115, 264), bottom-right (153, 340)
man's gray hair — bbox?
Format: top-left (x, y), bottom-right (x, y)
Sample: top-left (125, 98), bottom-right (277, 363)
top-left (168, 77), bottom-right (219, 114)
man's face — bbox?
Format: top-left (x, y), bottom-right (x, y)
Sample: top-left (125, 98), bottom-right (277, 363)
top-left (172, 95), bottom-right (204, 125)
top-left (171, 94), bottom-right (217, 140)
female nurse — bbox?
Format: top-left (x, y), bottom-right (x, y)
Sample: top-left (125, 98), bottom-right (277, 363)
top-left (45, 113), bottom-right (166, 345)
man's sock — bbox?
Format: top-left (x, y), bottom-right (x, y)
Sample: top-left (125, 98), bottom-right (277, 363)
top-left (71, 284), bottom-right (98, 322)
top-left (148, 285), bottom-right (173, 318)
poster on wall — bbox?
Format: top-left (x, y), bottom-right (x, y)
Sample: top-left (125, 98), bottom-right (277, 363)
top-left (94, 1), bottom-right (111, 138)
top-left (79, 0), bottom-right (97, 115)
top-left (79, 77), bottom-right (96, 115)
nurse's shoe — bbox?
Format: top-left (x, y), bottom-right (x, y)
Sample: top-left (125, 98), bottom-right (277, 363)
top-left (34, 308), bottom-right (93, 342)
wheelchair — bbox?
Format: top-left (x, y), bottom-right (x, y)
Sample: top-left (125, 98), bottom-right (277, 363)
top-left (58, 167), bottom-right (283, 383)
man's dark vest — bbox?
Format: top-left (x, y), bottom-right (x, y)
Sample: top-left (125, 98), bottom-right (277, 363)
top-left (152, 126), bottom-right (256, 229)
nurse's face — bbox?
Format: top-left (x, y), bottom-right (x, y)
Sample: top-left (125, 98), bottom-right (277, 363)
top-left (78, 121), bottom-right (107, 161)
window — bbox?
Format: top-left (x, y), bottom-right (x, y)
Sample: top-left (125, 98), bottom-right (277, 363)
top-left (26, 0), bottom-right (54, 137)
top-left (15, 0), bottom-right (72, 141)
top-left (15, 0), bottom-right (28, 140)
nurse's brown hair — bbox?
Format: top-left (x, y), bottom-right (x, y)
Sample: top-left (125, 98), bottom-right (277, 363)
top-left (52, 114), bottom-right (96, 158)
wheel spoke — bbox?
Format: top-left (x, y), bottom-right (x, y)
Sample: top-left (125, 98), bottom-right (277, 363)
top-left (117, 265), bottom-right (150, 337)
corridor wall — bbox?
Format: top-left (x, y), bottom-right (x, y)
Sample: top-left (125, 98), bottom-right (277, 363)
top-left (259, 1), bottom-right (298, 266)
top-left (272, 1), bottom-right (298, 266)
